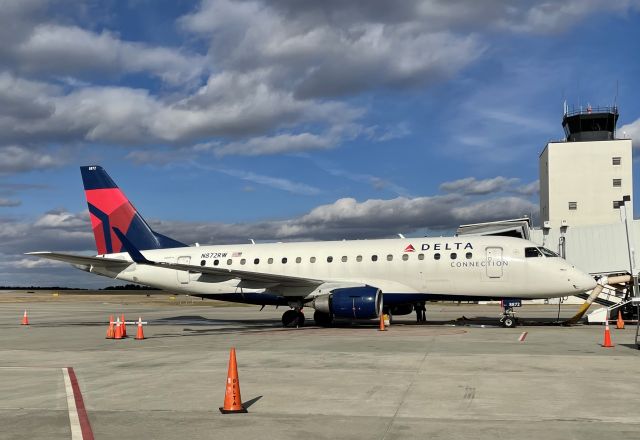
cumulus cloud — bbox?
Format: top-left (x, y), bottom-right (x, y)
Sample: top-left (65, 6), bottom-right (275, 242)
top-left (0, 1), bottom-right (632, 160)
top-left (619, 119), bottom-right (640, 148)
top-left (150, 194), bottom-right (537, 244)
top-left (514, 180), bottom-right (539, 196)
top-left (0, 198), bottom-right (21, 207)
top-left (0, 2), bottom-right (206, 86)
top-left (180, 0), bottom-right (485, 99)
top-left (440, 176), bottom-right (519, 195)
top-left (33, 209), bottom-right (89, 229)
top-left (0, 72), bottom-right (360, 148)
top-left (0, 145), bottom-right (63, 174)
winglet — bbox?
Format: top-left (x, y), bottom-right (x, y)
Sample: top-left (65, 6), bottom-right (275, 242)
top-left (112, 227), bottom-right (154, 265)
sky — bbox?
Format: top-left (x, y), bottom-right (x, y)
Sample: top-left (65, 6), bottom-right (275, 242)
top-left (2, 0), bottom-right (640, 287)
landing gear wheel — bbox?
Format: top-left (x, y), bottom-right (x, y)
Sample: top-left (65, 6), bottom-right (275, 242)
top-left (502, 317), bottom-right (517, 328)
top-left (282, 309), bottom-right (305, 328)
top-left (313, 311), bottom-right (333, 327)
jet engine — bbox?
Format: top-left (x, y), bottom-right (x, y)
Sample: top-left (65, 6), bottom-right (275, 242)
top-left (312, 286), bottom-right (382, 319)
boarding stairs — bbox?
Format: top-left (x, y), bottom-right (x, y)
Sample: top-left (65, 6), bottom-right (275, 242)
top-left (575, 286), bottom-right (626, 307)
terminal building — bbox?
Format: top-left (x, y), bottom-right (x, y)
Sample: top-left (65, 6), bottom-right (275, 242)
top-left (457, 105), bottom-right (638, 315)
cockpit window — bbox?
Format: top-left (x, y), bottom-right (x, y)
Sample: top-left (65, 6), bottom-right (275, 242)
top-left (539, 247), bottom-right (558, 257)
top-left (525, 247), bottom-right (542, 258)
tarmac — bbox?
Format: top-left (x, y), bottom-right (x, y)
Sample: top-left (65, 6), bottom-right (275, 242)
top-left (1, 291), bottom-right (639, 439)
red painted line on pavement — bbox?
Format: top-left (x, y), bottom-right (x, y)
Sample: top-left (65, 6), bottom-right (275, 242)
top-left (66, 367), bottom-right (95, 440)
top-left (518, 331), bottom-right (528, 342)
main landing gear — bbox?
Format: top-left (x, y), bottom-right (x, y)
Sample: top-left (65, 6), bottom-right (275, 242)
top-left (282, 308), bottom-right (305, 327)
top-left (499, 306), bottom-right (519, 328)
top-left (313, 310), bottom-right (333, 327)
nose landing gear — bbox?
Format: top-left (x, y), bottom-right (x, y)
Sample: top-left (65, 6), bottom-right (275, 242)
top-left (500, 310), bottom-right (518, 328)
top-left (499, 299), bottom-right (522, 328)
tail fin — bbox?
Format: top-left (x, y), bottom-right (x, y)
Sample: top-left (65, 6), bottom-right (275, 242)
top-left (81, 166), bottom-right (186, 255)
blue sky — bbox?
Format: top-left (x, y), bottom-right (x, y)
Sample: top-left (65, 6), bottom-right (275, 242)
top-left (1, 0), bottom-right (640, 287)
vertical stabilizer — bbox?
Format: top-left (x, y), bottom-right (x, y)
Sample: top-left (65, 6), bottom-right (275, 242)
top-left (81, 166), bottom-right (186, 255)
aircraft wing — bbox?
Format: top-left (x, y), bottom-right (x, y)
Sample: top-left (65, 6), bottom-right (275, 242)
top-left (26, 252), bottom-right (132, 269)
top-left (151, 261), bottom-right (322, 287)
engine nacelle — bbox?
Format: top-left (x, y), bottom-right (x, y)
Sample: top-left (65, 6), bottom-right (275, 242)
top-left (312, 286), bottom-right (382, 319)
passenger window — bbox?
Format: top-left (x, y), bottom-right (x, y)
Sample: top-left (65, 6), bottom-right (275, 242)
top-left (434, 253), bottom-right (440, 260)
top-left (402, 254), bottom-right (409, 261)
top-left (387, 254), bottom-right (393, 261)
top-left (227, 259), bottom-right (232, 265)
top-left (282, 257), bottom-right (288, 264)
top-left (371, 255), bottom-right (378, 262)
top-left (418, 253), bottom-right (424, 260)
top-left (268, 258), bottom-right (273, 264)
top-left (310, 257), bottom-right (316, 263)
top-left (465, 252), bottom-right (472, 259)
top-left (254, 258), bottom-right (260, 264)
top-left (240, 258), bottom-right (246, 265)
top-left (356, 255), bottom-right (363, 262)
top-left (525, 247), bottom-right (542, 258)
top-left (214, 259), bottom-right (219, 266)
top-left (296, 257), bottom-right (301, 263)
top-left (327, 256), bottom-right (333, 263)
top-left (450, 253), bottom-right (457, 260)
top-left (341, 256), bottom-right (347, 262)
top-left (200, 260), bottom-right (206, 266)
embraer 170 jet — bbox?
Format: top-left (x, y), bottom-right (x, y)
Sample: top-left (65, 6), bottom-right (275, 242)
top-left (28, 166), bottom-right (596, 328)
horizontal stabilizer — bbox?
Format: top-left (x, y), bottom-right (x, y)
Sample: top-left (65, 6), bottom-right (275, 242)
top-left (26, 252), bottom-right (132, 268)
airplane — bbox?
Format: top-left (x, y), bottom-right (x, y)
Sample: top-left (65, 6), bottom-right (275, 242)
top-left (27, 166), bottom-right (596, 328)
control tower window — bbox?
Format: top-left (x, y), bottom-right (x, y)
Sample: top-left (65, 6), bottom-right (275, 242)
top-left (568, 201), bottom-right (577, 210)
top-left (525, 247), bottom-right (542, 258)
top-left (613, 178), bottom-right (622, 187)
top-left (612, 157), bottom-right (621, 165)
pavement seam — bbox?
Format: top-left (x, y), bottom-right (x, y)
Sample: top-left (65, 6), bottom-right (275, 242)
top-left (380, 335), bottom-right (434, 440)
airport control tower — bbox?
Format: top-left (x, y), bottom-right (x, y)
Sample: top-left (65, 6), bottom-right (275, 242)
top-left (539, 105), bottom-right (633, 227)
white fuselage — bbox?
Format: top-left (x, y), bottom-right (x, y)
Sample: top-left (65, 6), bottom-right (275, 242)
top-left (90, 235), bottom-right (595, 302)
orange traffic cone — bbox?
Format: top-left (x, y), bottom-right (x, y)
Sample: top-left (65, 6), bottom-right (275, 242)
top-left (616, 311), bottom-right (625, 330)
top-left (602, 319), bottom-right (614, 348)
top-left (21, 310), bottom-right (29, 325)
top-left (120, 313), bottom-right (127, 337)
top-left (378, 313), bottom-right (386, 331)
top-left (219, 347), bottom-right (247, 413)
top-left (135, 317), bottom-right (145, 340)
top-left (114, 318), bottom-right (123, 340)
top-left (106, 315), bottom-right (115, 339)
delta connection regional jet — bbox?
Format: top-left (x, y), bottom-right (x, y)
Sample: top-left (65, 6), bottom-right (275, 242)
top-left (28, 166), bottom-right (596, 328)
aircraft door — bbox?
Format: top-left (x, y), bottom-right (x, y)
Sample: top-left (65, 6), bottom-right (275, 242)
top-left (485, 247), bottom-right (503, 278)
top-left (177, 256), bottom-right (191, 284)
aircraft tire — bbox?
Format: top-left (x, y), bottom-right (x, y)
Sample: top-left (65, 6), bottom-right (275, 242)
top-left (313, 311), bottom-right (333, 327)
top-left (282, 309), bottom-right (305, 328)
top-left (502, 317), bottom-right (517, 328)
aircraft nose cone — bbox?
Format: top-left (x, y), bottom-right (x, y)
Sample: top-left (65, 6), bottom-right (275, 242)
top-left (571, 269), bottom-right (596, 291)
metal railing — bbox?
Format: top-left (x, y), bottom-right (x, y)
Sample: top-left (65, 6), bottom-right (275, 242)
top-left (564, 105), bottom-right (618, 118)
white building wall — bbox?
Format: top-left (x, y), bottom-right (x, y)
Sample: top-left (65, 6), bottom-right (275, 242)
top-left (539, 139), bottom-right (633, 227)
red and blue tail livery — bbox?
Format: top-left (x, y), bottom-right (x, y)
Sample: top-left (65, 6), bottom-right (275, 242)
top-left (81, 166), bottom-right (185, 255)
